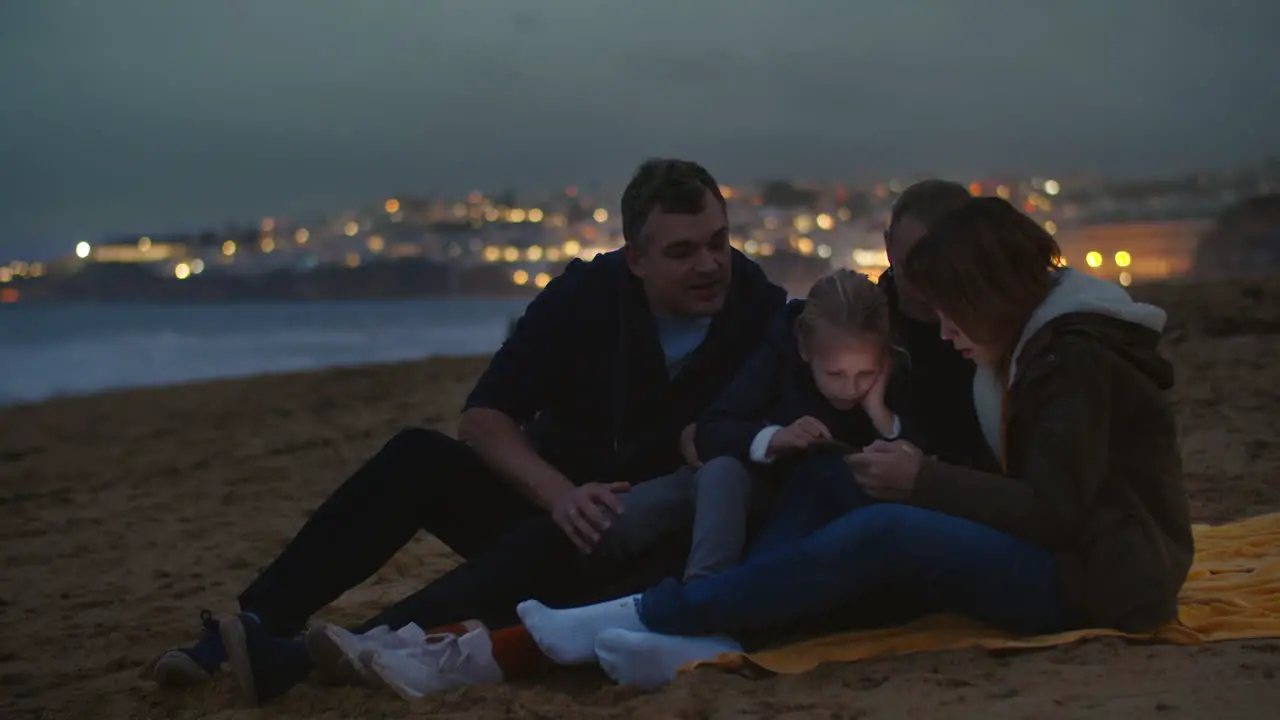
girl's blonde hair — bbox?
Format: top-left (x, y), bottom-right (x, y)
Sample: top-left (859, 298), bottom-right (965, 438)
top-left (796, 269), bottom-right (891, 342)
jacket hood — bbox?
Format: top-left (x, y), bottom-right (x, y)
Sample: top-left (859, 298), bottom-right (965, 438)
top-left (1011, 268), bottom-right (1173, 389)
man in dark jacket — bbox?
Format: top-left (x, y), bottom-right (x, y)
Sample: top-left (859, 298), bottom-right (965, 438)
top-left (879, 180), bottom-right (993, 469)
top-left (148, 159), bottom-right (787, 704)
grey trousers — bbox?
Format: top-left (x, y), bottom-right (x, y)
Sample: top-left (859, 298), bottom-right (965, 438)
top-left (597, 456), bottom-right (767, 581)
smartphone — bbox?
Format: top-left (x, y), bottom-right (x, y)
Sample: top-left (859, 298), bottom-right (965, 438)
top-left (811, 438), bottom-right (859, 455)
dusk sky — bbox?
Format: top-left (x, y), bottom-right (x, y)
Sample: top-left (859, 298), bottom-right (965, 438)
top-left (2, 0), bottom-right (1278, 258)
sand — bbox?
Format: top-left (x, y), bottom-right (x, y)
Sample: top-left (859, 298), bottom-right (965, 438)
top-left (3, 277), bottom-right (1279, 719)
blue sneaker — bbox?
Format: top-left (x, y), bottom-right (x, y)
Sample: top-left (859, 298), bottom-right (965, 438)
top-left (219, 612), bottom-right (312, 705)
top-left (152, 610), bottom-right (227, 687)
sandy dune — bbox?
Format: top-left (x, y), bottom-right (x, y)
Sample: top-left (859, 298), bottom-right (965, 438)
top-left (2, 277), bottom-right (1279, 719)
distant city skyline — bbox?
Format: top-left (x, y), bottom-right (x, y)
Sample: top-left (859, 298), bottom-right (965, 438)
top-left (3, 0), bottom-right (1279, 258)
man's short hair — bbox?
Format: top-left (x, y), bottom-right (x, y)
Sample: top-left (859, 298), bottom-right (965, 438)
top-left (620, 159), bottom-right (726, 246)
top-left (888, 180), bottom-right (973, 234)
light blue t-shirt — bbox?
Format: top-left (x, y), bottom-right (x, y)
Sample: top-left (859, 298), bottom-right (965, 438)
top-left (654, 314), bottom-right (712, 378)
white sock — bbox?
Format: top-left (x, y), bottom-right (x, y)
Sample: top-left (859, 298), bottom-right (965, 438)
top-left (594, 628), bottom-right (742, 690)
top-left (516, 596), bottom-right (646, 665)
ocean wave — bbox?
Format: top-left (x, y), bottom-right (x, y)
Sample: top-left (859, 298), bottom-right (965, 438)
top-left (0, 300), bottom-right (524, 406)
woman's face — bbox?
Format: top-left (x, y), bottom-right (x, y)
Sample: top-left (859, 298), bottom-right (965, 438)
top-left (800, 324), bottom-right (886, 409)
top-left (937, 311), bottom-right (1003, 368)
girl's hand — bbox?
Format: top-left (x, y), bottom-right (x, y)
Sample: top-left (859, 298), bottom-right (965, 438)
top-left (860, 360), bottom-right (896, 437)
top-left (768, 416), bottom-right (832, 455)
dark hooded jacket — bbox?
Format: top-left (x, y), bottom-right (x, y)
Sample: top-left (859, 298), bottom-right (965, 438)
top-left (909, 269), bottom-right (1194, 632)
top-left (879, 269), bottom-right (993, 469)
top-left (464, 247), bottom-right (787, 485)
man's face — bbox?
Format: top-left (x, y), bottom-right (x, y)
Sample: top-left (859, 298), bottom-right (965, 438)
top-left (884, 217), bottom-right (934, 322)
top-left (626, 190), bottom-right (731, 318)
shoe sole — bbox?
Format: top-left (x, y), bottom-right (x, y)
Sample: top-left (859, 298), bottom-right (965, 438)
top-left (305, 624), bottom-right (368, 687)
top-left (152, 651), bottom-right (212, 687)
top-left (364, 653), bottom-right (423, 701)
top-left (217, 615), bottom-right (259, 705)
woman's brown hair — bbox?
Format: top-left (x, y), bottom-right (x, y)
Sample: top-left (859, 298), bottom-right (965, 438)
top-left (902, 197), bottom-right (1061, 351)
top-left (796, 269), bottom-right (891, 343)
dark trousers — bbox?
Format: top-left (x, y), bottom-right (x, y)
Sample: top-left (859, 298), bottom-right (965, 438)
top-left (237, 427), bottom-right (685, 637)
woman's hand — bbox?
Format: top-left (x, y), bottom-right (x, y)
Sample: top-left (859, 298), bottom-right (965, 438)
top-left (846, 439), bottom-right (923, 500)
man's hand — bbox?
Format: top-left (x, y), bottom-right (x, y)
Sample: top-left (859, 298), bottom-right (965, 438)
top-left (767, 416), bottom-right (833, 456)
top-left (551, 482), bottom-right (631, 553)
top-left (680, 423), bottom-right (702, 468)
top-left (846, 439), bottom-right (924, 501)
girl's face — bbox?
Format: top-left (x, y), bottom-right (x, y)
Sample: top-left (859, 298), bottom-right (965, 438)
top-left (937, 311), bottom-right (1003, 367)
top-left (799, 324), bottom-right (886, 409)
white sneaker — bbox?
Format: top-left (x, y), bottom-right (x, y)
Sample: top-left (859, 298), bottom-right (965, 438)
top-left (305, 623), bottom-right (380, 686)
top-left (363, 625), bottom-right (504, 701)
top-left (306, 622), bottom-right (428, 686)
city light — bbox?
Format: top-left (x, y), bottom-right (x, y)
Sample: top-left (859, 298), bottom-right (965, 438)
top-left (1044, 179), bottom-right (1061, 196)
top-left (174, 263), bottom-right (191, 279)
top-left (138, 236), bottom-right (152, 252)
top-left (29, 262), bottom-right (44, 277)
top-left (593, 208), bottom-right (609, 223)
top-left (509, 208), bottom-right (527, 223)
top-left (534, 272), bottom-right (551, 289)
top-left (190, 259), bottom-right (205, 274)
top-left (295, 228), bottom-right (310, 245)
top-left (815, 213), bottom-right (835, 231)
top-left (222, 240), bottom-right (237, 256)
top-left (1115, 250), bottom-right (1132, 267)
top-left (344, 221), bottom-right (359, 237)
top-left (562, 239), bottom-right (581, 256)
top-left (852, 249), bottom-right (890, 267)
top-left (345, 252), bottom-right (360, 268)
top-left (261, 217), bottom-right (276, 232)
top-left (795, 237), bottom-right (815, 256)
top-left (744, 240), bottom-right (760, 255)
top-left (817, 244), bottom-right (832, 259)
top-left (384, 198), bottom-right (400, 214)
top-left (367, 235), bottom-right (385, 253)
top-left (1119, 272), bottom-right (1132, 287)
top-left (1086, 251), bottom-right (1103, 268)
top-left (528, 208), bottom-right (544, 223)
top-left (483, 246), bottom-right (501, 262)
top-left (836, 207), bottom-right (852, 222)
top-left (526, 245), bottom-right (543, 261)
top-left (512, 269), bottom-right (529, 285)
top-left (793, 215), bottom-right (814, 233)
top-left (502, 246), bottom-right (520, 262)
top-left (1044, 220), bottom-right (1058, 235)
top-left (0, 267), bottom-right (11, 282)
top-left (75, 241), bottom-right (91, 259)
top-left (758, 241), bottom-right (776, 257)
top-left (969, 182), bottom-right (983, 196)
top-left (996, 185), bottom-right (1011, 199)
top-left (261, 236), bottom-right (275, 253)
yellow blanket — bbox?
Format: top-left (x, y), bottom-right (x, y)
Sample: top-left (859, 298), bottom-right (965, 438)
top-left (695, 512), bottom-right (1280, 676)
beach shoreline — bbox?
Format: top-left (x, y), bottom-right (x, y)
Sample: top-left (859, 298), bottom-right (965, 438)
top-left (2, 277), bottom-right (1279, 718)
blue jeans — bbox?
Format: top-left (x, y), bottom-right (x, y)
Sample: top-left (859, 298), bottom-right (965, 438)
top-left (748, 453), bottom-right (872, 558)
top-left (638, 503), bottom-right (1069, 638)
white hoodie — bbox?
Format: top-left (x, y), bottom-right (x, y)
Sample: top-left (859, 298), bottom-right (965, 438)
top-left (972, 268), bottom-right (1168, 462)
